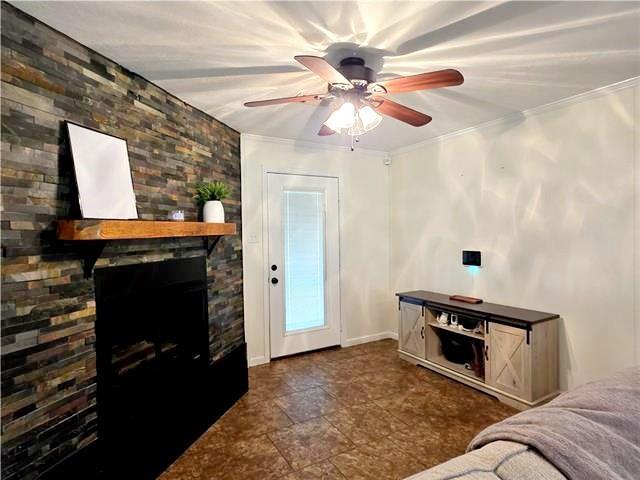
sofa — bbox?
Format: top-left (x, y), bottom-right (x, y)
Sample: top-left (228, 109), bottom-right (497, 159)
top-left (407, 367), bottom-right (640, 480)
top-left (407, 440), bottom-right (565, 480)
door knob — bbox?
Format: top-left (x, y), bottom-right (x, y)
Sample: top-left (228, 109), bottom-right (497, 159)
top-left (271, 278), bottom-right (279, 285)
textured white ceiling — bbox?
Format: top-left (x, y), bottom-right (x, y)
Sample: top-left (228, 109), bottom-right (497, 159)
top-left (13, 1), bottom-right (640, 151)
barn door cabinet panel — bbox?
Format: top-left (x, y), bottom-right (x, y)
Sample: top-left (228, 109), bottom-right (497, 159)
top-left (399, 300), bottom-right (425, 359)
top-left (485, 322), bottom-right (530, 400)
top-left (397, 291), bottom-right (560, 409)
top-left (486, 319), bottom-right (559, 403)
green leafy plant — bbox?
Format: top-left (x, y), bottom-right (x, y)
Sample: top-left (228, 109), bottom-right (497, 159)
top-left (195, 181), bottom-right (230, 204)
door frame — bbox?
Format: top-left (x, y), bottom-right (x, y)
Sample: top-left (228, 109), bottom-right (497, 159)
top-left (261, 165), bottom-right (343, 362)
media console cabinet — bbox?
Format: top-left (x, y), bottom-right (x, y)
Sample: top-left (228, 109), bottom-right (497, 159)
top-left (397, 290), bottom-right (560, 410)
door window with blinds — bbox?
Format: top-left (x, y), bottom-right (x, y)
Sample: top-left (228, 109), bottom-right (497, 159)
top-left (283, 190), bottom-right (326, 332)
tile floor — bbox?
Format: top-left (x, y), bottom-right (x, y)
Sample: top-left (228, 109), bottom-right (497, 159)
top-left (159, 339), bottom-right (516, 480)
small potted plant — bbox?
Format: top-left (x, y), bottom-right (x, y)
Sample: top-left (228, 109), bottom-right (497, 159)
top-left (195, 181), bottom-right (230, 223)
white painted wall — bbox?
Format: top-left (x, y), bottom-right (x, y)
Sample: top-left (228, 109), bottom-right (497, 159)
top-left (390, 82), bottom-right (640, 390)
top-left (239, 81), bottom-right (639, 386)
top-left (241, 135), bottom-right (395, 366)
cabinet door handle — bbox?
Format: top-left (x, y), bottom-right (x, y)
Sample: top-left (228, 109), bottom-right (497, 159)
top-left (484, 345), bottom-right (489, 361)
top-left (421, 326), bottom-right (425, 339)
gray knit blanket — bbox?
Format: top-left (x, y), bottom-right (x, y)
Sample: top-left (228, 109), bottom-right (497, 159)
top-left (469, 367), bottom-right (640, 480)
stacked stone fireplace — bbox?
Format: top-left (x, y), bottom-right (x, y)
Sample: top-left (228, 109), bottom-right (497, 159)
top-left (1, 4), bottom-right (246, 479)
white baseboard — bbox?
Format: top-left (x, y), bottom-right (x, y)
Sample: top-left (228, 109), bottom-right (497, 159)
top-left (342, 331), bottom-right (398, 347)
top-left (247, 332), bottom-right (398, 367)
top-left (248, 356), bottom-right (268, 367)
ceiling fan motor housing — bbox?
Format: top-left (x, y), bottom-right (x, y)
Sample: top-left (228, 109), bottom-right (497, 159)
top-left (338, 57), bottom-right (375, 86)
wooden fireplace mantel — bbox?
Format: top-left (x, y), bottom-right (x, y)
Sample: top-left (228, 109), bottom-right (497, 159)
top-left (56, 219), bottom-right (236, 240)
top-left (56, 220), bottom-right (236, 277)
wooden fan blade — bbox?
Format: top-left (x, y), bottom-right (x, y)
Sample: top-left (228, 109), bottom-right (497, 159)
top-left (294, 55), bottom-right (353, 88)
top-left (376, 69), bottom-right (463, 94)
top-left (244, 94), bottom-right (324, 107)
top-left (318, 125), bottom-right (335, 136)
top-left (372, 97), bottom-right (432, 126)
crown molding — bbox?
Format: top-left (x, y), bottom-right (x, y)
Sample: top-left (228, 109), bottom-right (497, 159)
top-left (391, 76), bottom-right (640, 157)
top-left (241, 133), bottom-right (388, 157)
top-left (242, 77), bottom-right (639, 157)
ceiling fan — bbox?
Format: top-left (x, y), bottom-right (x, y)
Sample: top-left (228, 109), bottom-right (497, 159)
top-left (244, 55), bottom-right (464, 137)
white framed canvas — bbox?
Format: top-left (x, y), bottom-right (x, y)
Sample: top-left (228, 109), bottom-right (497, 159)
top-left (66, 122), bottom-right (138, 219)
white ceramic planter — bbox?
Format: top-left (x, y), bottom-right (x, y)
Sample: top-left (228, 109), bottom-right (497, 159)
top-left (203, 200), bottom-right (225, 223)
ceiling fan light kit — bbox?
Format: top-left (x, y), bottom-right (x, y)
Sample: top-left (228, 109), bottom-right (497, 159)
top-left (325, 101), bottom-right (356, 132)
top-left (350, 104), bottom-right (382, 135)
top-left (244, 54), bottom-right (464, 141)
top-left (323, 102), bottom-right (382, 136)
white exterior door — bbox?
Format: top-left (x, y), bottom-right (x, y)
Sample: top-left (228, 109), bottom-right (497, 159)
top-left (267, 173), bottom-right (340, 358)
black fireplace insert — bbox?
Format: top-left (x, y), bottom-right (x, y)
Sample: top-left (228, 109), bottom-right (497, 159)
top-left (89, 257), bottom-right (241, 479)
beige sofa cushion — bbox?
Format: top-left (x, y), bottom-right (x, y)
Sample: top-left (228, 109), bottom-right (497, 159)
top-left (497, 448), bottom-right (567, 480)
top-left (405, 441), bottom-right (566, 480)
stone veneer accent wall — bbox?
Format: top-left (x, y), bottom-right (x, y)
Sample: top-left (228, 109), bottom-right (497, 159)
top-left (1, 3), bottom-right (244, 479)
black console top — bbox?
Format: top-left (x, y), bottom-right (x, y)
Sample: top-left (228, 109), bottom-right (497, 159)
top-left (397, 290), bottom-right (559, 325)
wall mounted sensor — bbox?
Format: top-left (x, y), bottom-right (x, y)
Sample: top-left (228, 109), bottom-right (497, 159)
top-left (462, 250), bottom-right (481, 267)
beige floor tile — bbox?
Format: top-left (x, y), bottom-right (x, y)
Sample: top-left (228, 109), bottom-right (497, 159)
top-left (321, 378), bottom-right (379, 405)
top-left (324, 402), bottom-right (408, 444)
top-left (330, 436), bottom-right (426, 480)
top-left (278, 460), bottom-right (346, 480)
top-left (268, 418), bottom-right (354, 470)
top-left (283, 366), bottom-right (338, 391)
top-left (313, 347), bottom-right (363, 363)
top-left (251, 355), bottom-right (317, 377)
top-left (387, 423), bottom-right (456, 469)
top-left (373, 385), bottom-right (446, 425)
top-left (320, 355), bottom-right (380, 378)
top-left (202, 399), bottom-right (293, 448)
top-left (243, 372), bottom-right (297, 405)
top-left (343, 339), bottom-right (397, 356)
top-left (358, 369), bottom-right (424, 397)
top-left (160, 434), bottom-right (292, 480)
top-left (275, 387), bottom-right (343, 422)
